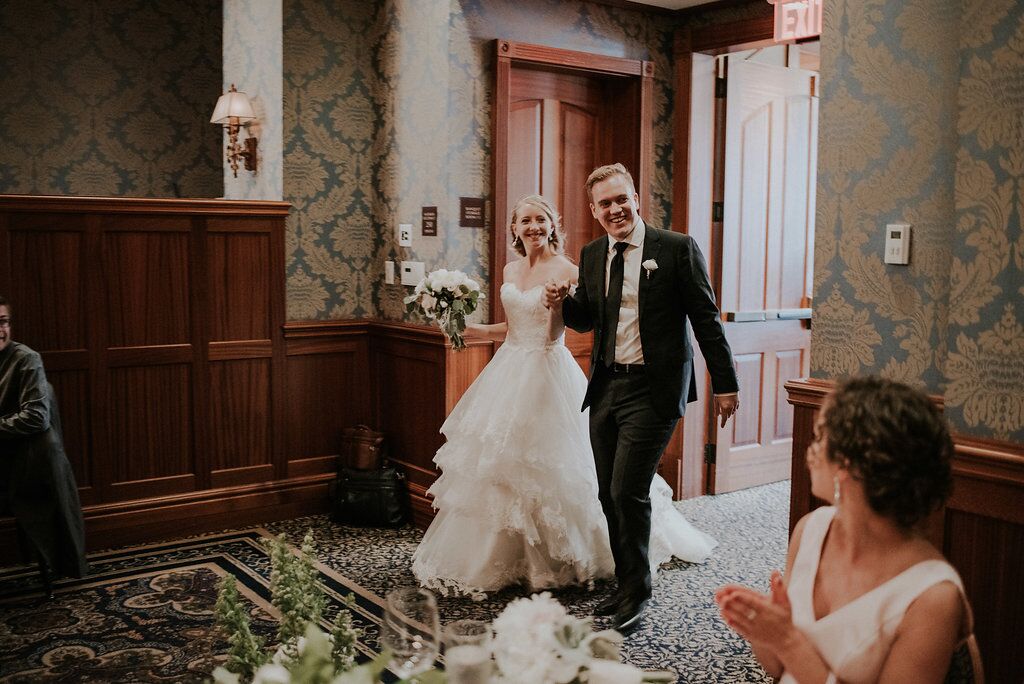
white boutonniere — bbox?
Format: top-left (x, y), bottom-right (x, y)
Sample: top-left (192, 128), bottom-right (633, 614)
top-left (642, 259), bottom-right (658, 279)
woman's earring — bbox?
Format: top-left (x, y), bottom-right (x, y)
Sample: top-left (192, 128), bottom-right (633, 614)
top-left (512, 234), bottom-right (521, 247)
top-left (833, 475), bottom-right (841, 505)
top-left (547, 232), bottom-right (555, 242)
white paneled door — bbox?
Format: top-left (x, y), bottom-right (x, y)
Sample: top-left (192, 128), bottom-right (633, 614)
top-left (711, 57), bottom-right (818, 493)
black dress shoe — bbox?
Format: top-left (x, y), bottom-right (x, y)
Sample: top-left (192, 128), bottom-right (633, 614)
top-left (593, 593), bottom-right (621, 616)
top-left (613, 595), bottom-right (650, 635)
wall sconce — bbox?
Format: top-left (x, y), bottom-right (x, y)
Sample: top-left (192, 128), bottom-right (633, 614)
top-left (211, 84), bottom-right (258, 177)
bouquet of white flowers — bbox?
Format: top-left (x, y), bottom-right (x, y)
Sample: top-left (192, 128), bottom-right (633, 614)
top-left (404, 268), bottom-right (484, 351)
top-left (490, 592), bottom-right (674, 684)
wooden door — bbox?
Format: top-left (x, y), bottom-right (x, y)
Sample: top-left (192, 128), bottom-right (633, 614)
top-left (508, 68), bottom-right (603, 275)
top-left (710, 57), bottom-right (817, 493)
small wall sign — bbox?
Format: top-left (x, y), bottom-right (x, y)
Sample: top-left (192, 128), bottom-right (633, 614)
top-left (422, 206), bottom-right (437, 237)
top-left (460, 197), bottom-right (485, 228)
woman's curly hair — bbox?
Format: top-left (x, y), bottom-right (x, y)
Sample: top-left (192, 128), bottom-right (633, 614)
top-left (822, 376), bottom-right (953, 529)
top-left (509, 195), bottom-right (564, 257)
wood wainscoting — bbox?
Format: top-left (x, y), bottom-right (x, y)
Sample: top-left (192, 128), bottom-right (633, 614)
top-left (0, 195), bottom-right (493, 558)
top-left (785, 378), bottom-right (1024, 683)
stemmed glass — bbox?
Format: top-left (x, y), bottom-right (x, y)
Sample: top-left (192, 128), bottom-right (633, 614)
top-left (381, 587), bottom-right (440, 678)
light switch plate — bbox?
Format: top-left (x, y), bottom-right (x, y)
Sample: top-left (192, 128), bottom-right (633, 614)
top-left (384, 260), bottom-right (395, 285)
top-left (400, 260), bottom-right (425, 286)
top-left (884, 223), bottom-right (911, 265)
top-left (398, 223), bottom-right (413, 247)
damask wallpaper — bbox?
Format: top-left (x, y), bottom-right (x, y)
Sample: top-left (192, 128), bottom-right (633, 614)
top-left (811, 0), bottom-right (1022, 442)
top-left (223, 0), bottom-right (283, 201)
top-left (282, 0), bottom-right (675, 322)
top-left (0, 0), bottom-right (222, 198)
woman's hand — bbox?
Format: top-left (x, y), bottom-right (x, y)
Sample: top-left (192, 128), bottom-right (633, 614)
top-left (715, 571), bottom-right (795, 651)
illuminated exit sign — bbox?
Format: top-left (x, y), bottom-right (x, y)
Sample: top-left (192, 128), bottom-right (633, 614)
top-left (768, 0), bottom-right (823, 42)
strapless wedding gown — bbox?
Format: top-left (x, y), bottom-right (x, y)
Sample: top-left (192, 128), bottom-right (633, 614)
top-left (411, 283), bottom-right (717, 597)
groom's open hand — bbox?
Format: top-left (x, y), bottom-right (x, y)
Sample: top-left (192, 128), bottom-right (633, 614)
top-left (543, 279), bottom-right (570, 309)
top-left (714, 394), bottom-right (739, 427)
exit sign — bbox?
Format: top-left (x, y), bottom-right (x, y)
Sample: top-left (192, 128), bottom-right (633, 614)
top-left (768, 0), bottom-right (823, 42)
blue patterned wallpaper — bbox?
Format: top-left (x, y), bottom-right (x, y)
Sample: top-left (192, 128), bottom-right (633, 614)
top-left (223, 0), bottom-right (283, 201)
top-left (0, 0), bottom-right (222, 198)
top-left (282, 0), bottom-right (675, 322)
top-left (811, 0), bottom-right (1023, 442)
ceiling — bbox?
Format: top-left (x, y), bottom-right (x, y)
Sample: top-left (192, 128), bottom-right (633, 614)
top-left (627, 0), bottom-right (726, 9)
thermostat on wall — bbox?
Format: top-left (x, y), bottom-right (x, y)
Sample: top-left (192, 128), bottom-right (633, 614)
top-left (884, 223), bottom-right (911, 265)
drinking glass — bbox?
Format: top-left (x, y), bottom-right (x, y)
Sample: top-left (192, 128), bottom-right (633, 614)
top-left (380, 587), bottom-right (440, 678)
top-left (444, 619), bottom-right (493, 684)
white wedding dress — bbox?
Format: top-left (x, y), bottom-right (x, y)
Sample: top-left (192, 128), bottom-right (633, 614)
top-left (411, 283), bottom-right (717, 597)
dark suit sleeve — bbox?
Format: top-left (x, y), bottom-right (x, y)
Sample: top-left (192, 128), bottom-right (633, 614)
top-left (677, 236), bottom-right (739, 395)
top-left (562, 243), bottom-right (595, 333)
top-left (0, 351), bottom-right (52, 438)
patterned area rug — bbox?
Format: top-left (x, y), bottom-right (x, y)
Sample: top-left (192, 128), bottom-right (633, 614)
top-left (0, 530), bottom-right (400, 683)
top-left (0, 481), bottom-right (789, 683)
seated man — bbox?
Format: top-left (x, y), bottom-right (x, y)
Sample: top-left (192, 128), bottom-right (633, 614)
top-left (0, 296), bottom-right (87, 593)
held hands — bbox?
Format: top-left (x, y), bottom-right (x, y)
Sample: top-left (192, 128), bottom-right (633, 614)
top-left (543, 279), bottom-right (571, 309)
top-left (715, 571), bottom-right (793, 651)
top-left (714, 394), bottom-right (739, 427)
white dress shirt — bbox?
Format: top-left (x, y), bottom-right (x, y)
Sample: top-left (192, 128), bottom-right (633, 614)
top-left (604, 220), bottom-right (645, 365)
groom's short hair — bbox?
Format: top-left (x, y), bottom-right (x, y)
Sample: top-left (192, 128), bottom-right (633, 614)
top-left (585, 163), bottom-right (635, 199)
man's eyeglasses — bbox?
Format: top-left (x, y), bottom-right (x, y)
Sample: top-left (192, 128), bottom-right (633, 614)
top-left (0, 318), bottom-right (10, 328)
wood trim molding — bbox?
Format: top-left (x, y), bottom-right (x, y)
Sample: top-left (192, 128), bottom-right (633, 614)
top-left (496, 40), bottom-right (647, 77)
top-left (0, 194), bottom-right (291, 216)
top-left (690, 16), bottom-right (776, 54)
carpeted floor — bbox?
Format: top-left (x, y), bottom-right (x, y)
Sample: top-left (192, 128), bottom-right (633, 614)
top-left (0, 480), bottom-right (789, 683)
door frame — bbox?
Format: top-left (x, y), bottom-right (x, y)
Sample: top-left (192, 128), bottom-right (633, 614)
top-left (492, 39), bottom-right (654, 323)
top-left (672, 16), bottom-right (777, 498)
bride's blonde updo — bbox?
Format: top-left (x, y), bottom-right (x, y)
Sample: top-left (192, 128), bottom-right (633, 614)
top-left (509, 194), bottom-right (565, 256)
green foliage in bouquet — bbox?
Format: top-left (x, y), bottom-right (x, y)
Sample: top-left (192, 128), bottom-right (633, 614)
top-left (212, 531), bottom-right (365, 683)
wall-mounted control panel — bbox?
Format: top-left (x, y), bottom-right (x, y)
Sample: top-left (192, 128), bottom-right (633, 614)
top-left (884, 223), bottom-right (911, 265)
top-left (384, 260), bottom-right (395, 285)
top-left (400, 261), bottom-right (425, 286)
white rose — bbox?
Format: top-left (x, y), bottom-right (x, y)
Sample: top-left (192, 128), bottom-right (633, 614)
top-left (421, 293), bottom-right (437, 311)
top-left (642, 259), bottom-right (658, 272)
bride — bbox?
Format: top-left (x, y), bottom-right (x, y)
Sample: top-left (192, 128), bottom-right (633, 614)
top-left (412, 194), bottom-right (717, 599)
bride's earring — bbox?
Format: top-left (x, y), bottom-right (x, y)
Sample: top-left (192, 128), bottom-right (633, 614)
top-left (511, 233), bottom-right (521, 248)
top-left (547, 231), bottom-right (555, 242)
top-left (833, 474), bottom-right (841, 505)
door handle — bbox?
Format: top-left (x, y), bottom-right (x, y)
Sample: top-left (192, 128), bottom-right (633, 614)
top-left (723, 308), bottom-right (812, 322)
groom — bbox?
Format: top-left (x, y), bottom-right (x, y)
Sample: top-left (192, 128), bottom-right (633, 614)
top-left (545, 163), bottom-right (738, 634)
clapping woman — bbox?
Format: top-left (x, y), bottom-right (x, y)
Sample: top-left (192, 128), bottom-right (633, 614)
top-left (716, 377), bottom-right (976, 683)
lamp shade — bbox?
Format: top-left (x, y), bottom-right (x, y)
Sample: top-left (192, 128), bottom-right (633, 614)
top-left (210, 86), bottom-right (256, 124)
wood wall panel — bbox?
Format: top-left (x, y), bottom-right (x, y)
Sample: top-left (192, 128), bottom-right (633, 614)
top-left (208, 359), bottom-right (272, 472)
top-left (107, 364), bottom-right (193, 485)
top-left (7, 228), bottom-right (87, 352)
top-left (103, 231), bottom-right (191, 347)
top-left (284, 348), bottom-right (364, 463)
top-left (208, 231), bottom-right (272, 341)
top-left (47, 369), bottom-right (93, 493)
top-left (785, 378), bottom-right (1024, 683)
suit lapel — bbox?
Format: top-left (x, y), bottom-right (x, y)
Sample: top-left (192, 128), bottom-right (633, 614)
top-left (638, 225), bottom-right (661, 318)
top-left (592, 236), bottom-right (609, 321)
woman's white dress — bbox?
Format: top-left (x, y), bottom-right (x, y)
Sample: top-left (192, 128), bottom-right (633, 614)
top-left (411, 283), bottom-right (717, 597)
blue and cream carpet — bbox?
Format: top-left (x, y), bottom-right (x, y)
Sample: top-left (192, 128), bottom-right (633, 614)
top-left (0, 481), bottom-right (789, 683)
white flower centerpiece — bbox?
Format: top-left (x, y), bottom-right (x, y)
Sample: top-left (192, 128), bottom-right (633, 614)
top-left (404, 268), bottom-right (484, 351)
top-left (490, 592), bottom-right (673, 684)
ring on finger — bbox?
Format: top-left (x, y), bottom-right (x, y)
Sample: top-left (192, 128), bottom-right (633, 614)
top-left (746, 609), bottom-right (757, 620)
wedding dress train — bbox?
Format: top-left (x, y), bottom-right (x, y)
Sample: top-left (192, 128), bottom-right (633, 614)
top-left (412, 283), bottom-right (717, 597)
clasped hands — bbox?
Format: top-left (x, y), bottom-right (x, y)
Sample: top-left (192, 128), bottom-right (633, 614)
top-left (543, 279), bottom-right (572, 309)
top-left (715, 570), bottom-right (794, 650)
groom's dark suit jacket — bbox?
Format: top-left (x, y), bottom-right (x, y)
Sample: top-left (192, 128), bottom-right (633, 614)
top-left (563, 224), bottom-right (738, 419)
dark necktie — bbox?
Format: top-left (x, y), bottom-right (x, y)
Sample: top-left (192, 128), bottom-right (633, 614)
top-left (602, 241), bottom-right (628, 366)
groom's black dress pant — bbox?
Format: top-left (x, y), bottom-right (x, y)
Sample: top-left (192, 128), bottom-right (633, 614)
top-left (588, 366), bottom-right (677, 601)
